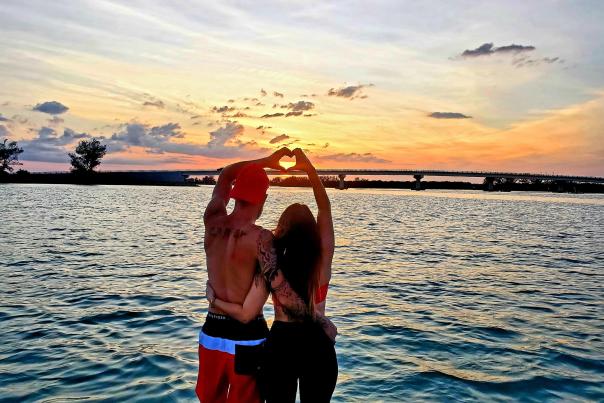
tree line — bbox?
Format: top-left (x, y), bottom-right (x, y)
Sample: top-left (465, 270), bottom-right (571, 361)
top-left (0, 138), bottom-right (106, 175)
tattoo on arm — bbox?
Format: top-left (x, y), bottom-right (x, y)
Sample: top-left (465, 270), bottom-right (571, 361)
top-left (257, 230), bottom-right (279, 283)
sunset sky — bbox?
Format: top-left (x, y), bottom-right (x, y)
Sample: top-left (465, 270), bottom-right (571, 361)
top-left (1, 0), bottom-right (603, 175)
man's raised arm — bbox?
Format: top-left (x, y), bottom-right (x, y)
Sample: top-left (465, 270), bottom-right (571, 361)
top-left (203, 148), bottom-right (291, 222)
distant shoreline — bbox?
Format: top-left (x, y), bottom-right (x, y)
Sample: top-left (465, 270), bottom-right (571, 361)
top-left (2, 172), bottom-right (604, 193)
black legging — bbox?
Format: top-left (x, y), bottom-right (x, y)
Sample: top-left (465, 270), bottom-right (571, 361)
top-left (260, 320), bottom-right (338, 402)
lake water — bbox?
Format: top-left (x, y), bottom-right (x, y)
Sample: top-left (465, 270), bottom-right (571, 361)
top-left (1, 184), bottom-right (603, 402)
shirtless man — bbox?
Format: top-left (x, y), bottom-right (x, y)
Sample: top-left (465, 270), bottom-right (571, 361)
top-left (195, 148), bottom-right (290, 402)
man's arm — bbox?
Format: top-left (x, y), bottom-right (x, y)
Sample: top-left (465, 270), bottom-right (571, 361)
top-left (203, 148), bottom-right (291, 223)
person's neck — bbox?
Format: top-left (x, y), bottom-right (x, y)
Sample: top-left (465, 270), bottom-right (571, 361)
top-left (230, 204), bottom-right (257, 225)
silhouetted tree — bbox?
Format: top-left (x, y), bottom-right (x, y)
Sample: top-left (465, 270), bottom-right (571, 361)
top-left (0, 139), bottom-right (24, 175)
top-left (69, 138), bottom-right (107, 173)
top-left (201, 175), bottom-right (216, 185)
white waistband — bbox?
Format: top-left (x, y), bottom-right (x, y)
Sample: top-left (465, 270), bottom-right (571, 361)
top-left (198, 330), bottom-right (265, 355)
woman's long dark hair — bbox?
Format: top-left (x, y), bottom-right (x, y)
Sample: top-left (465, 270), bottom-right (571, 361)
top-left (273, 203), bottom-right (321, 314)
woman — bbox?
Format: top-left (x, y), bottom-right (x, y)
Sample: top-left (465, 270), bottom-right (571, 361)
top-left (206, 148), bottom-right (337, 402)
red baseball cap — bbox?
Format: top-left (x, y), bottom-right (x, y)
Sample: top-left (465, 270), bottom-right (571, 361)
top-left (230, 163), bottom-right (269, 204)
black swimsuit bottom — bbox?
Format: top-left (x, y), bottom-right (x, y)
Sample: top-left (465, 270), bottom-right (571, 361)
top-left (203, 312), bottom-right (269, 340)
top-left (260, 320), bottom-right (338, 403)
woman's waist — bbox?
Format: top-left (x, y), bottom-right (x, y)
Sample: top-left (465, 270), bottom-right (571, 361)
top-left (273, 310), bottom-right (308, 323)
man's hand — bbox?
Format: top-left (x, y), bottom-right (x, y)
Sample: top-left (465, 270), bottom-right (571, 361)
top-left (263, 147), bottom-right (292, 172)
top-left (287, 148), bottom-right (314, 173)
top-left (206, 281), bottom-right (216, 306)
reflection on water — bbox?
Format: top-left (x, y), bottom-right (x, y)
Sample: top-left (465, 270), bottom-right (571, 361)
top-left (1, 184), bottom-right (603, 401)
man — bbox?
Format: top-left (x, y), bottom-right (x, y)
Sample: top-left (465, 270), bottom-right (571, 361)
top-left (196, 148), bottom-right (290, 402)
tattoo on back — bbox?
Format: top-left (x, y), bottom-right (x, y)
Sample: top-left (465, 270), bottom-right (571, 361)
top-left (257, 230), bottom-right (313, 320)
top-left (208, 226), bottom-right (247, 239)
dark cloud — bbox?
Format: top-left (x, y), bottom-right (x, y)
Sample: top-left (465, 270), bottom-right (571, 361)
top-left (318, 152), bottom-right (389, 163)
top-left (327, 84), bottom-right (373, 99)
top-left (260, 89), bottom-right (267, 97)
top-left (212, 105), bottom-right (235, 113)
top-left (0, 114), bottom-right (9, 122)
top-left (428, 112), bottom-right (472, 119)
top-left (207, 122), bottom-right (244, 148)
top-left (273, 91), bottom-right (284, 98)
top-left (256, 125), bottom-right (264, 130)
top-left (271, 101), bottom-right (315, 117)
top-left (33, 101), bottom-right (69, 115)
top-left (228, 99), bottom-right (235, 103)
top-left (19, 117), bottom-right (271, 163)
top-left (494, 44), bottom-right (536, 54)
top-left (285, 101), bottom-right (314, 112)
top-left (143, 100), bottom-right (165, 108)
top-left (191, 115), bottom-right (202, 119)
top-left (0, 125), bottom-right (9, 137)
top-left (109, 122), bottom-right (184, 149)
top-left (323, 142), bottom-right (329, 148)
top-left (269, 134), bottom-right (290, 144)
top-left (106, 121), bottom-right (269, 159)
top-left (460, 43), bottom-right (535, 58)
top-left (513, 56), bottom-right (565, 68)
top-left (20, 127), bottom-right (91, 162)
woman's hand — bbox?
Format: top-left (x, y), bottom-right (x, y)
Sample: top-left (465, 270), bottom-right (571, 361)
top-left (288, 148), bottom-right (314, 173)
top-left (206, 281), bottom-right (216, 306)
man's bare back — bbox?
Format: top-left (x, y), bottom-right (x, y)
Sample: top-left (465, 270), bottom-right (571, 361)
top-left (204, 215), bottom-right (263, 313)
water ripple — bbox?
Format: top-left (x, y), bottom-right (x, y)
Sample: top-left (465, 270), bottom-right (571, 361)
top-left (1, 184), bottom-right (603, 401)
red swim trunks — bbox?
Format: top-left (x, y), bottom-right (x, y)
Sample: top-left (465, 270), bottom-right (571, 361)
top-left (196, 313), bottom-right (268, 403)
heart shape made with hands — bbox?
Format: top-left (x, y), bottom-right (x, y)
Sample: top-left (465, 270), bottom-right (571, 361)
top-left (279, 155), bottom-right (296, 171)
top-left (268, 147), bottom-right (295, 171)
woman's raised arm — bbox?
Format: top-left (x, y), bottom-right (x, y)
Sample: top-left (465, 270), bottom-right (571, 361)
top-left (288, 149), bottom-right (335, 285)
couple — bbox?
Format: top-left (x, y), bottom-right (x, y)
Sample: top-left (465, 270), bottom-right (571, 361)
top-left (196, 148), bottom-right (338, 403)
